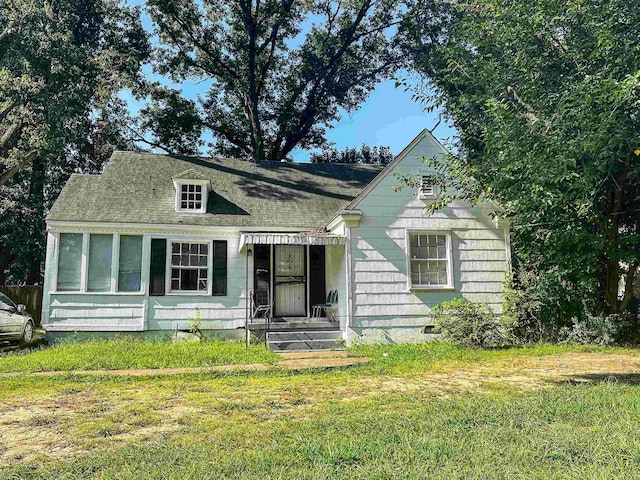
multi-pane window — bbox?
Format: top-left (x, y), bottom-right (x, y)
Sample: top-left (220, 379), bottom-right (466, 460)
top-left (56, 233), bottom-right (143, 293)
top-left (180, 184), bottom-right (203, 210)
top-left (409, 233), bottom-right (451, 287)
top-left (170, 242), bottom-right (209, 292)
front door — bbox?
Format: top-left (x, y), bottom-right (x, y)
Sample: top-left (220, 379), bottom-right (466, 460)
top-left (274, 245), bottom-right (306, 317)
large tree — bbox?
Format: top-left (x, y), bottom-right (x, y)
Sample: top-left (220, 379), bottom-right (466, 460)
top-left (0, 0), bottom-right (148, 284)
top-left (407, 0), bottom-right (640, 317)
top-left (142, 0), bottom-right (407, 160)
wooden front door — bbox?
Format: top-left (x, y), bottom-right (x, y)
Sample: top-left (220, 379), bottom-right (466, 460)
top-left (274, 245), bottom-right (306, 317)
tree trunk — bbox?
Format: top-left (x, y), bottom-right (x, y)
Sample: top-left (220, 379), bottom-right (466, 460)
top-left (26, 154), bottom-right (46, 284)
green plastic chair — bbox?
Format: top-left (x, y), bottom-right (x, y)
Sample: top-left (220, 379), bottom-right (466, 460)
top-left (312, 290), bottom-right (338, 320)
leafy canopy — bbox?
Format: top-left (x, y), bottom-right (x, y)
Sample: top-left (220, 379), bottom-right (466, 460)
top-left (141, 0), bottom-right (408, 160)
top-left (0, 0), bottom-right (148, 284)
top-left (407, 0), bottom-right (640, 316)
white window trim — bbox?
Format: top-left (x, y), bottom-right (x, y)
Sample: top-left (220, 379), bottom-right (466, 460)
top-left (52, 232), bottom-right (145, 295)
top-left (173, 179), bottom-right (210, 214)
top-left (165, 239), bottom-right (213, 296)
top-left (405, 230), bottom-right (455, 291)
top-left (418, 174), bottom-right (438, 200)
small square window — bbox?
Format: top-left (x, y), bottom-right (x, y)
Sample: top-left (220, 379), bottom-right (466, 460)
top-left (177, 183), bottom-right (205, 212)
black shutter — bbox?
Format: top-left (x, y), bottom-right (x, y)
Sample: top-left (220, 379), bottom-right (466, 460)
top-left (149, 239), bottom-right (166, 296)
top-left (212, 240), bottom-right (227, 296)
top-left (309, 245), bottom-right (326, 316)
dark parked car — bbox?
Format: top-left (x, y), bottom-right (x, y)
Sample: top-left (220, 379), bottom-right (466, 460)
top-left (0, 292), bottom-right (35, 346)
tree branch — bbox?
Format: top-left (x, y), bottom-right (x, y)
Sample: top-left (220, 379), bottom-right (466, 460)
top-left (0, 100), bottom-right (19, 124)
top-left (123, 124), bottom-right (174, 155)
top-left (0, 119), bottom-right (24, 155)
top-left (0, 149), bottom-right (37, 186)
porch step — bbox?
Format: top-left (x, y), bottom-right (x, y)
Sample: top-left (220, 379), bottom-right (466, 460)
top-left (268, 330), bottom-right (344, 352)
top-left (269, 330), bottom-right (342, 342)
top-left (250, 321), bottom-right (340, 332)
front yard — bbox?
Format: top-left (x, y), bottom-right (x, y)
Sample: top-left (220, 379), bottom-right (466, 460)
top-left (0, 337), bottom-right (280, 373)
top-left (1, 342), bottom-right (640, 478)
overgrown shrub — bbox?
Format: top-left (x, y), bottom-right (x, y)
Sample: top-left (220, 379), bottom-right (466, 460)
top-left (502, 272), bottom-right (546, 344)
top-left (559, 314), bottom-right (637, 346)
top-left (431, 298), bottom-right (506, 349)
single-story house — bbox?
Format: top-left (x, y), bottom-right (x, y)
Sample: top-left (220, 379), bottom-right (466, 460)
top-left (41, 130), bottom-right (511, 349)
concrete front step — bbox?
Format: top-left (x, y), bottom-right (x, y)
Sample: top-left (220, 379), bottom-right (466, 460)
top-left (268, 330), bottom-right (342, 342)
top-left (268, 329), bottom-right (344, 351)
top-left (269, 338), bottom-right (345, 352)
top-left (262, 321), bottom-right (340, 332)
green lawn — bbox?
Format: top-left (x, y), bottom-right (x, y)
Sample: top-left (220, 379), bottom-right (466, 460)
top-left (1, 343), bottom-right (640, 479)
top-left (0, 337), bottom-right (279, 373)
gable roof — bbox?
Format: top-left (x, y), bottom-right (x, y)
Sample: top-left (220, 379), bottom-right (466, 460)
top-left (47, 152), bottom-right (383, 229)
top-left (342, 129), bottom-right (448, 212)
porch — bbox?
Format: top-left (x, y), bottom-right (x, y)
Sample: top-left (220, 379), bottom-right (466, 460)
top-left (240, 232), bottom-right (346, 351)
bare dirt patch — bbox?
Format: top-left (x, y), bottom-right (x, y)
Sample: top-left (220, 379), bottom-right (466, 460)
top-left (368, 352), bottom-right (640, 399)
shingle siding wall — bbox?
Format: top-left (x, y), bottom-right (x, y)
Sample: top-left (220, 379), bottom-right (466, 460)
top-left (347, 133), bottom-right (510, 344)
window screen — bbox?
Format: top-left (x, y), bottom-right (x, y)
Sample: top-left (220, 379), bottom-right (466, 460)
top-left (87, 234), bottom-right (113, 292)
top-left (57, 233), bottom-right (83, 291)
top-left (118, 235), bottom-right (143, 292)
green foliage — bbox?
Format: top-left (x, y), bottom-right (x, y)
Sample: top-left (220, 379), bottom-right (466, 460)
top-left (0, 337), bottom-right (278, 373)
top-left (141, 0), bottom-right (407, 160)
top-left (431, 298), bottom-right (506, 349)
top-left (188, 308), bottom-right (202, 334)
top-left (310, 143), bottom-right (394, 164)
top-left (0, 0), bottom-right (149, 284)
top-left (406, 0), bottom-right (640, 318)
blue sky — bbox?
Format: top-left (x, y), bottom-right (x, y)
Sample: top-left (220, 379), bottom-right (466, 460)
top-left (291, 77), bottom-right (456, 162)
top-left (125, 1), bottom-right (456, 162)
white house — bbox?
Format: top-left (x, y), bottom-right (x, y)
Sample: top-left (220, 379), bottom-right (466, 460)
top-left (41, 130), bottom-right (511, 349)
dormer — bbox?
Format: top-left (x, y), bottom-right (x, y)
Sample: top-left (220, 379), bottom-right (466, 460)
top-left (172, 169), bottom-right (211, 214)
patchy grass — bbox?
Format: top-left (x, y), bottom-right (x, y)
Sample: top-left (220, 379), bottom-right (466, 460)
top-left (1, 344), bottom-right (640, 478)
top-left (0, 337), bottom-right (279, 373)
top-left (349, 341), bottom-right (639, 374)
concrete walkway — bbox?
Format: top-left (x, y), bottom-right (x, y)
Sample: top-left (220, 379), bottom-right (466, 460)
top-left (0, 351), bottom-right (369, 378)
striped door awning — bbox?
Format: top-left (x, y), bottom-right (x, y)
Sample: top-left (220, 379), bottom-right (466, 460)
top-left (239, 233), bottom-right (345, 252)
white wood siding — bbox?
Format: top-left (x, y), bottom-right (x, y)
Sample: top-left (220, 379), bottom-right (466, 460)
top-left (347, 131), bottom-right (510, 343)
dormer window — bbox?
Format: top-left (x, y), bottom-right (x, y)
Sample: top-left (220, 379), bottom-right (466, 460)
top-left (180, 184), bottom-right (203, 211)
top-left (172, 169), bottom-right (210, 214)
top-left (418, 175), bottom-right (437, 199)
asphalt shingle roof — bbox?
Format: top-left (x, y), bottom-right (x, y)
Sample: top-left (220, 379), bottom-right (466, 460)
top-left (47, 152), bottom-right (383, 229)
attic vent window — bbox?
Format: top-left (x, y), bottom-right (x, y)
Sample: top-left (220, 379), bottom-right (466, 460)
top-left (180, 184), bottom-right (202, 210)
top-left (418, 175), bottom-right (436, 198)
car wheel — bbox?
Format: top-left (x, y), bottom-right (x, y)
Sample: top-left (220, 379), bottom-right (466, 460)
top-left (20, 320), bottom-right (34, 346)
